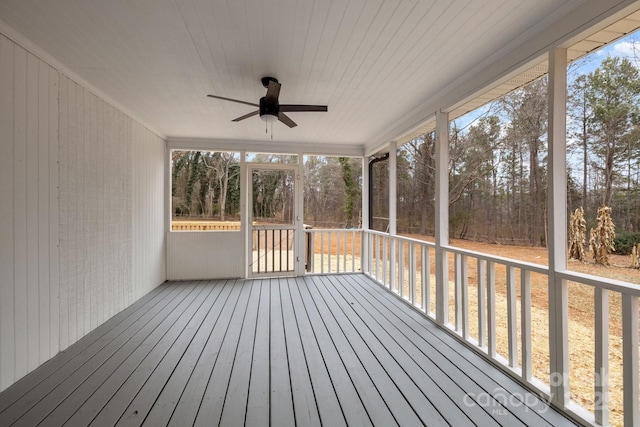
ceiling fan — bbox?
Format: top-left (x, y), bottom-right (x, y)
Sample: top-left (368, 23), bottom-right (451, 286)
top-left (207, 77), bottom-right (327, 128)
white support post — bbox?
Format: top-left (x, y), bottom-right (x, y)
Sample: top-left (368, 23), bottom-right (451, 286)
top-left (547, 47), bottom-right (569, 407)
top-left (295, 153), bottom-right (305, 276)
top-left (361, 155), bottom-right (369, 274)
top-left (389, 141), bottom-right (397, 292)
top-left (435, 110), bottom-right (449, 325)
top-left (240, 150), bottom-right (248, 278)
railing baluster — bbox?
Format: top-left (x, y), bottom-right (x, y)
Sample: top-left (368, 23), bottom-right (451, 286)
top-left (521, 270), bottom-right (532, 382)
top-left (594, 287), bottom-right (609, 425)
top-left (455, 253), bottom-right (462, 332)
top-left (422, 245), bottom-right (429, 314)
top-left (343, 231), bottom-right (347, 272)
top-left (383, 236), bottom-right (388, 288)
top-left (369, 234), bottom-right (380, 280)
top-left (487, 261), bottom-right (496, 358)
top-left (257, 230), bottom-right (261, 274)
top-left (351, 230), bottom-right (355, 272)
top-left (622, 294), bottom-right (639, 426)
top-left (477, 259), bottom-right (486, 348)
top-left (279, 229), bottom-right (283, 272)
top-left (461, 254), bottom-right (468, 340)
top-left (390, 237), bottom-right (396, 292)
top-left (398, 241), bottom-right (405, 297)
top-left (335, 231), bottom-right (340, 273)
top-left (410, 243), bottom-right (416, 306)
top-left (320, 232), bottom-right (324, 274)
top-left (420, 245), bottom-right (429, 314)
top-left (507, 266), bottom-right (517, 368)
top-left (271, 229), bottom-right (276, 272)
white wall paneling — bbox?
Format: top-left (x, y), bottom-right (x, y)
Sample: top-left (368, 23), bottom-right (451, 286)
top-left (58, 74), bottom-right (162, 349)
top-left (0, 32), bottom-right (166, 392)
top-left (0, 34), bottom-right (60, 390)
top-left (132, 122), bottom-right (166, 300)
top-left (167, 232), bottom-right (244, 280)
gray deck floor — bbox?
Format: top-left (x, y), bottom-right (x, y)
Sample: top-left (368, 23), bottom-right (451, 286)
top-left (0, 274), bottom-right (577, 426)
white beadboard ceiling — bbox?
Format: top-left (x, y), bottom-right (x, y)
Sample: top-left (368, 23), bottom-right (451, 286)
top-left (0, 0), bottom-right (598, 150)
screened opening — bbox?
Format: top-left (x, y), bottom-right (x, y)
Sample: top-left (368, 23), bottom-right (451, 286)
top-left (171, 150), bottom-right (241, 231)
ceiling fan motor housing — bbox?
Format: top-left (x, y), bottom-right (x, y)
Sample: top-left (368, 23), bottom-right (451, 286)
top-left (259, 96), bottom-right (279, 122)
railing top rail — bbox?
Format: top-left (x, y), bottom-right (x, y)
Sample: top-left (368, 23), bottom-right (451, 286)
top-left (364, 230), bottom-right (436, 247)
top-left (305, 228), bottom-right (363, 233)
top-left (557, 269), bottom-right (640, 296)
top-left (441, 245), bottom-right (549, 275)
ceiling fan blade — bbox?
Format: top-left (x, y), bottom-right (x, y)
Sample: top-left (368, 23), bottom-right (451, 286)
top-left (278, 112), bottom-right (297, 128)
top-left (265, 81), bottom-right (281, 103)
top-left (207, 94), bottom-right (258, 107)
top-left (232, 110), bottom-right (260, 122)
top-left (279, 104), bottom-right (328, 112)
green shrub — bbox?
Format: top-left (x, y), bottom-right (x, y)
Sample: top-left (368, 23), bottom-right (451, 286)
top-left (613, 231), bottom-right (640, 255)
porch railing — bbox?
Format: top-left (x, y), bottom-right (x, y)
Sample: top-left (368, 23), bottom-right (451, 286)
top-left (251, 228), bottom-right (295, 274)
top-left (361, 229), bottom-right (640, 427)
top-left (304, 229), bottom-right (362, 274)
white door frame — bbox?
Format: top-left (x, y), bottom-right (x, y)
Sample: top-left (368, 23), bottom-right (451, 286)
top-left (246, 162), bottom-right (303, 277)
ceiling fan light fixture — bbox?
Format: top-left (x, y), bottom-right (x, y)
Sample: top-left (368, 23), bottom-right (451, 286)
top-left (260, 112), bottom-right (278, 123)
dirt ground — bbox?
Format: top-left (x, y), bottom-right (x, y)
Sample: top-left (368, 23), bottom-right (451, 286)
top-left (314, 232), bottom-right (638, 426)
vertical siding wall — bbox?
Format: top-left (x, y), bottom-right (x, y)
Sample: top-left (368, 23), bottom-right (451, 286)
top-left (0, 34), bottom-right (166, 392)
top-left (58, 75), bottom-right (135, 350)
top-left (0, 34), bottom-right (60, 392)
top-left (132, 122), bottom-right (166, 299)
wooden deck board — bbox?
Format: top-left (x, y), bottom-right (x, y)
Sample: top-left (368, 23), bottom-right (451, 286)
top-left (279, 278), bottom-right (321, 427)
top-left (0, 275), bottom-right (578, 427)
top-left (140, 279), bottom-right (236, 427)
top-left (350, 273), bottom-right (571, 427)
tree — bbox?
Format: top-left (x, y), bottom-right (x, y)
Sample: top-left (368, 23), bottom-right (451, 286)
top-left (339, 157), bottom-right (361, 228)
top-left (501, 78), bottom-right (548, 246)
top-left (586, 56), bottom-right (640, 207)
top-left (568, 74), bottom-right (592, 213)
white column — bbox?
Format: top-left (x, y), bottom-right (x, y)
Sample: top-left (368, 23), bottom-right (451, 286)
top-left (240, 150), bottom-right (248, 278)
top-left (389, 142), bottom-right (397, 291)
top-left (389, 141), bottom-right (397, 236)
top-left (435, 110), bottom-right (449, 325)
top-left (547, 47), bottom-right (569, 407)
top-left (361, 156), bottom-right (369, 273)
top-left (295, 152), bottom-right (305, 276)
